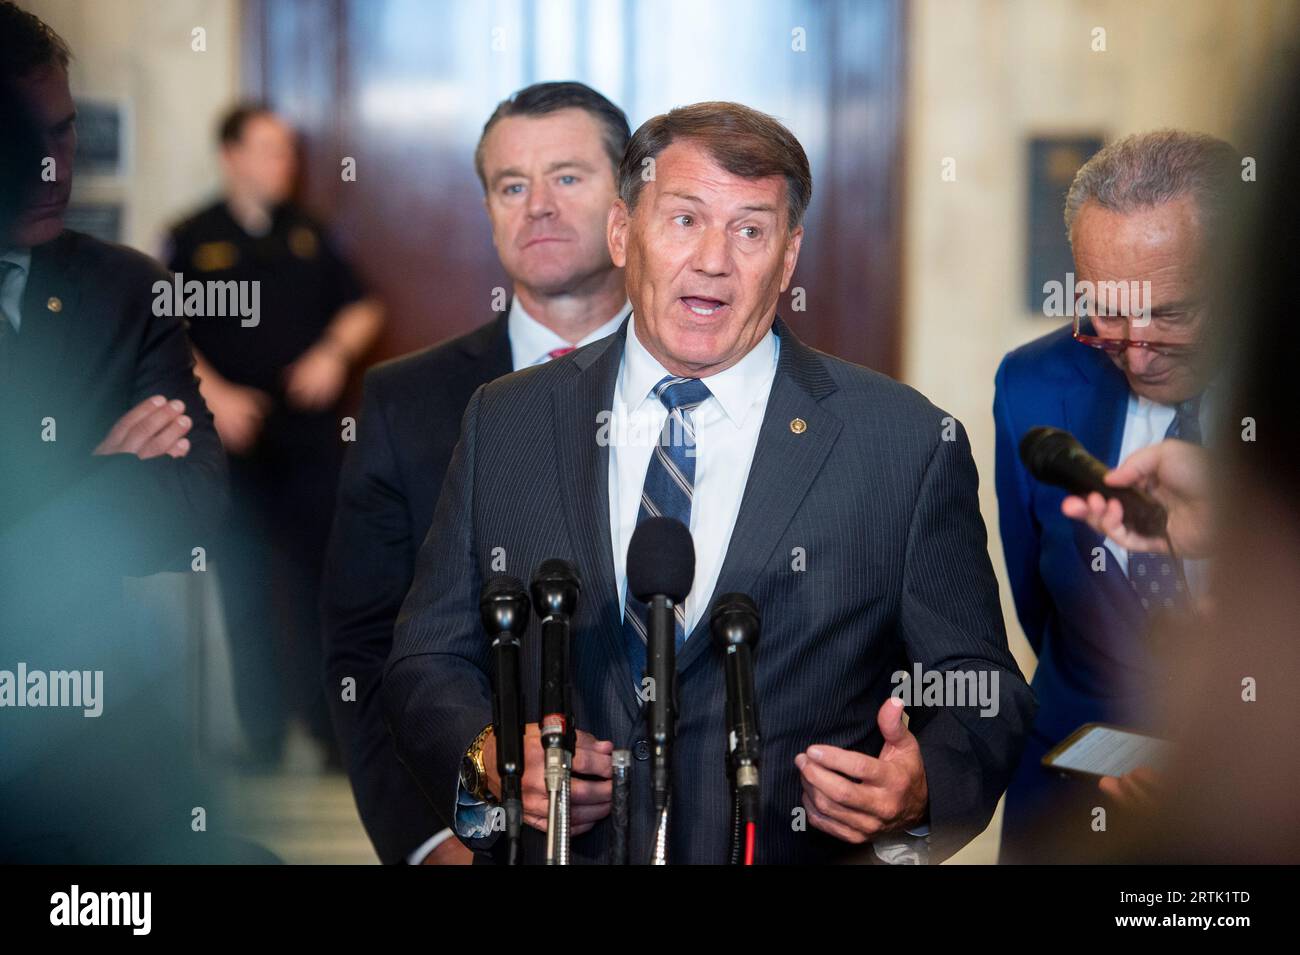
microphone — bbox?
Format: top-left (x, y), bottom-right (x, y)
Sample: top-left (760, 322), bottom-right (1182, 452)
top-left (627, 516), bottom-right (695, 865)
top-left (1019, 426), bottom-right (1168, 538)
top-left (710, 592), bottom-right (761, 865)
top-left (479, 575), bottom-right (530, 865)
top-left (530, 558), bottom-right (581, 865)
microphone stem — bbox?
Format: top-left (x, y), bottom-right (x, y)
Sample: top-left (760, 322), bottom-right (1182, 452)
top-left (611, 749), bottom-right (630, 865)
top-left (651, 801), bottom-right (670, 865)
top-left (544, 743), bottom-right (570, 865)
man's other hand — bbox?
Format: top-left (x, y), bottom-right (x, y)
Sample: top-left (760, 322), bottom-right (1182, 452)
top-left (796, 697), bottom-right (929, 844)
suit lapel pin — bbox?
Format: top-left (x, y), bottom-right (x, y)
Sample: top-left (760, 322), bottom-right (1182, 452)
top-left (47, 296), bottom-right (62, 313)
top-left (790, 417), bottom-right (806, 434)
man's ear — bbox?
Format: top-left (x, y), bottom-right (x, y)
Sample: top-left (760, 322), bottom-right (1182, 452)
top-left (607, 199), bottom-right (630, 268)
top-left (778, 225), bottom-right (804, 293)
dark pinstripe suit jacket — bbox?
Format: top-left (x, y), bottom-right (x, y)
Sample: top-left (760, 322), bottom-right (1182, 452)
top-left (384, 315), bottom-right (1035, 864)
top-left (323, 313), bottom-right (511, 864)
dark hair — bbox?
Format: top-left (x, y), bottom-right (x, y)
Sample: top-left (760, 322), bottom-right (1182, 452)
top-left (619, 102), bottom-right (813, 230)
top-left (0, 0), bottom-right (72, 81)
top-left (218, 102), bottom-right (276, 147)
top-left (474, 81), bottom-right (630, 190)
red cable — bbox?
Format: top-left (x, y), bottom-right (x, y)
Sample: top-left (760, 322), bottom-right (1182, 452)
top-left (744, 821), bottom-right (756, 865)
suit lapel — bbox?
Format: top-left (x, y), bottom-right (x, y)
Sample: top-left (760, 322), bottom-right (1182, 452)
top-left (676, 318), bottom-right (842, 676)
top-left (1063, 340), bottom-right (1129, 468)
top-left (460, 311), bottom-right (513, 381)
top-left (553, 321), bottom-right (637, 720)
top-left (20, 233), bottom-right (81, 380)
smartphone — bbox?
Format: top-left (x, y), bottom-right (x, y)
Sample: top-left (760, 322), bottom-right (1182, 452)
top-left (1041, 722), bottom-right (1172, 780)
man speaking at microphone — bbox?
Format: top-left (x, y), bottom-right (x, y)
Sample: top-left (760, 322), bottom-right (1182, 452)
top-left (385, 101), bottom-right (1034, 864)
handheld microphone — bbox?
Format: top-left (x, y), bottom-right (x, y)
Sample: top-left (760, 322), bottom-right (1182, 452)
top-left (479, 575), bottom-right (530, 865)
top-left (627, 516), bottom-right (695, 865)
top-left (1019, 426), bottom-right (1168, 538)
top-left (710, 592), bottom-right (761, 864)
top-left (530, 558), bottom-right (581, 865)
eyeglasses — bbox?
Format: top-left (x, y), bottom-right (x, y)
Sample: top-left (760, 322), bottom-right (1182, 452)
top-left (1072, 313), bottom-right (1199, 359)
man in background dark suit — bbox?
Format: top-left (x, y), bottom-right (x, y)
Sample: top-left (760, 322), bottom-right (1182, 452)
top-left (384, 102), bottom-right (1034, 864)
top-left (0, 3), bottom-right (231, 861)
top-left (322, 82), bottom-right (631, 864)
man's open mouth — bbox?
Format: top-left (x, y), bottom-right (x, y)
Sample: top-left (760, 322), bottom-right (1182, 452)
top-left (680, 295), bottom-right (728, 317)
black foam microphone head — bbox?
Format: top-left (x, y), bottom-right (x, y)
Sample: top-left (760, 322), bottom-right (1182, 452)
top-left (710, 592), bottom-right (760, 651)
top-left (479, 575), bottom-right (530, 636)
top-left (1019, 425), bottom-right (1072, 478)
top-left (627, 517), bottom-right (695, 603)
top-left (529, 558), bottom-right (581, 618)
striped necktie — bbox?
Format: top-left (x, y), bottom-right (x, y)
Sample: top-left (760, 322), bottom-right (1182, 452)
top-left (621, 375), bottom-right (712, 685)
top-left (1128, 396), bottom-right (1202, 615)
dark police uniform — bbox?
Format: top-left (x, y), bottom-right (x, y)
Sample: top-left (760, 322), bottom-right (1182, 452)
top-left (167, 200), bottom-right (365, 762)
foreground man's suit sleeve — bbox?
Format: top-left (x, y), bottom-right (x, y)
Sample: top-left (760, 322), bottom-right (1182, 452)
top-left (899, 420), bottom-right (1035, 858)
top-left (385, 319), bottom-right (1035, 863)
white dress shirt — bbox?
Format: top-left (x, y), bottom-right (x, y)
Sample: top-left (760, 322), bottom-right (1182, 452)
top-left (608, 313), bottom-right (779, 638)
top-left (508, 296), bottom-right (630, 369)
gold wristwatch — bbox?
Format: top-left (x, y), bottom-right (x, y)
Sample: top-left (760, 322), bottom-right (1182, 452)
top-left (459, 724), bottom-right (494, 801)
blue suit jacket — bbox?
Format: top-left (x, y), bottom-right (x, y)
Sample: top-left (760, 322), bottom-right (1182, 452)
top-left (993, 324), bottom-right (1158, 749)
top-left (386, 316), bottom-right (1035, 864)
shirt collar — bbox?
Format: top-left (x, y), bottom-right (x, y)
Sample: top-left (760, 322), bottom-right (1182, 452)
top-left (508, 296), bottom-right (631, 369)
top-left (622, 312), bottom-right (779, 428)
top-left (0, 247), bottom-right (32, 273)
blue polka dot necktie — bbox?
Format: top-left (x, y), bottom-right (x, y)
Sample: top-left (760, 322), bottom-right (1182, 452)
top-left (1128, 396), bottom-right (1202, 614)
top-left (621, 375), bottom-right (712, 686)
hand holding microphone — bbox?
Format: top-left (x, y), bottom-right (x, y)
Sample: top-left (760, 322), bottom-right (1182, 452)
top-left (1020, 426), bottom-right (1171, 539)
top-left (1059, 438), bottom-right (1213, 557)
top-left (479, 726), bottom-right (613, 835)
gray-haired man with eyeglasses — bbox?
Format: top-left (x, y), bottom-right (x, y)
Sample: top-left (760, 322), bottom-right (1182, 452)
top-left (993, 129), bottom-right (1243, 862)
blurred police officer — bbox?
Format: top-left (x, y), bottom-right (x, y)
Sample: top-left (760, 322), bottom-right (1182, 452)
top-left (167, 105), bottom-right (384, 765)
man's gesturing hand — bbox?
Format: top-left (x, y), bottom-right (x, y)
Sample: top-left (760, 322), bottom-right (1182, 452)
top-left (795, 697), bottom-right (928, 844)
top-left (482, 724), bottom-right (614, 836)
top-left (93, 394), bottom-right (193, 459)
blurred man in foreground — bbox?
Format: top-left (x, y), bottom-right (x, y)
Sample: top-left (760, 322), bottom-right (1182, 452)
top-left (0, 1), bottom-right (233, 861)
